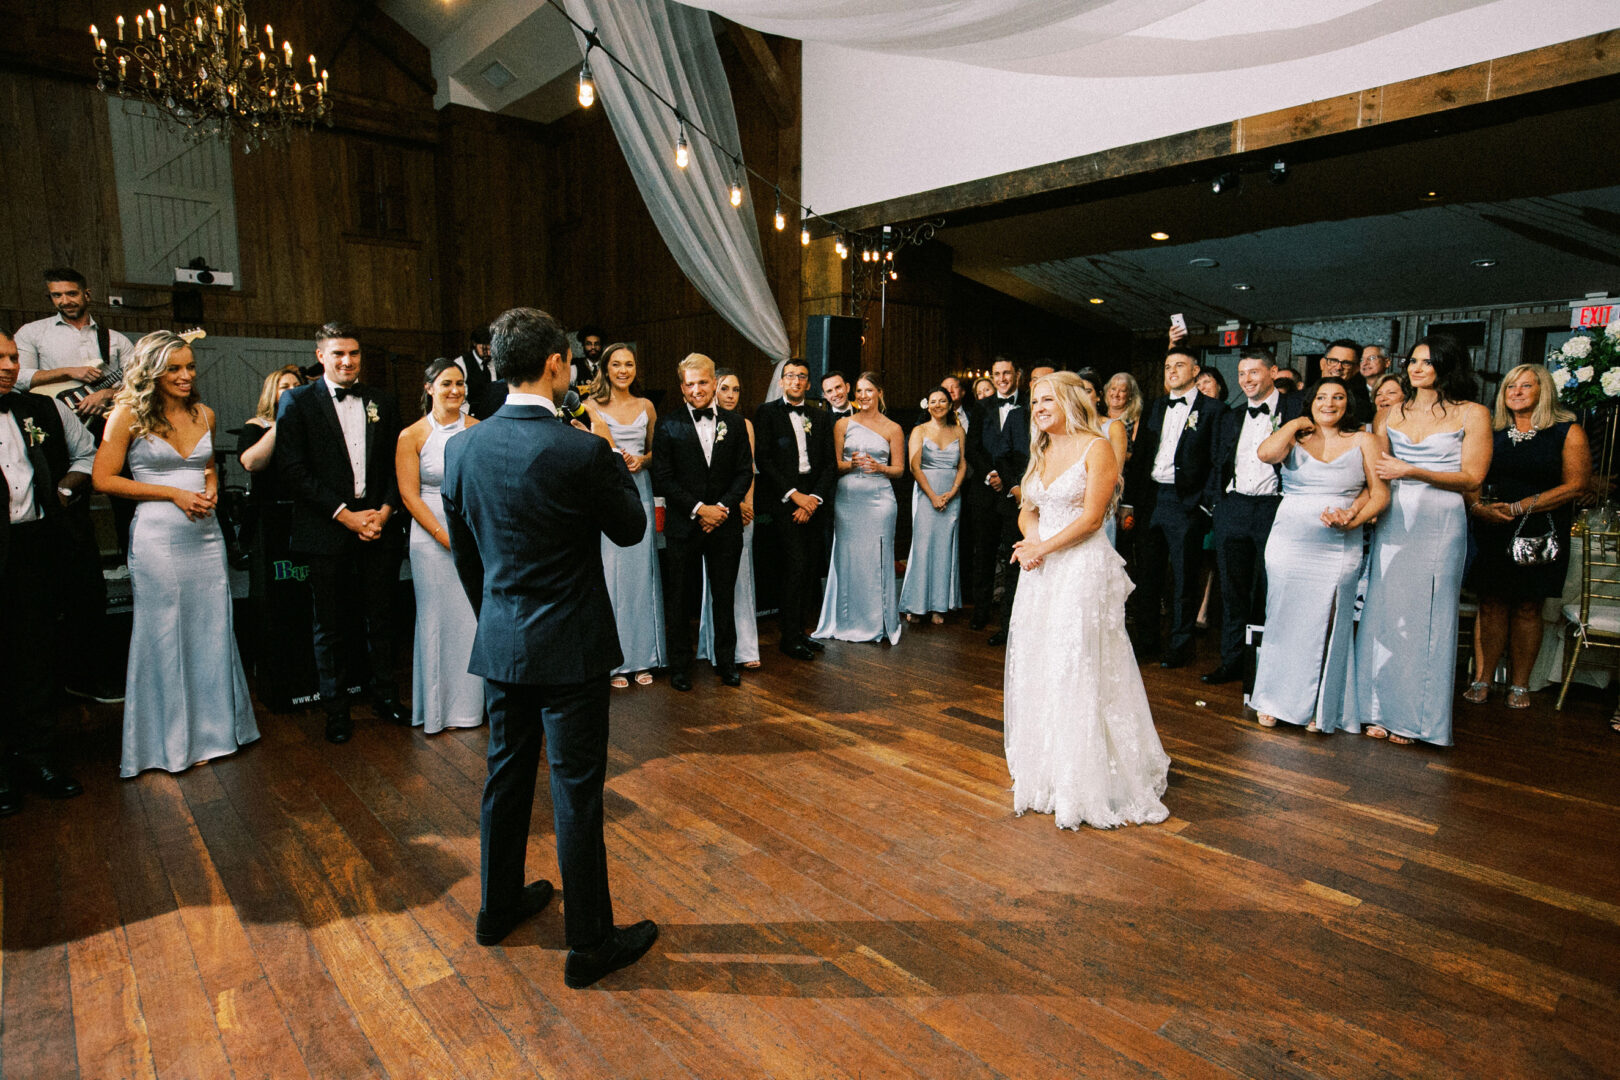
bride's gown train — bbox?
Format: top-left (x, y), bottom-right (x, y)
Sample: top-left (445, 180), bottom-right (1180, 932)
top-left (1003, 449), bottom-right (1171, 829)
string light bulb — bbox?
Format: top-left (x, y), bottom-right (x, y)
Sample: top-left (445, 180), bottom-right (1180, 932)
top-left (728, 160), bottom-right (743, 208)
top-left (801, 224), bottom-right (810, 246)
top-left (674, 123), bottom-right (689, 169)
top-left (774, 190), bottom-right (785, 231)
top-left (835, 237), bottom-right (848, 259)
top-left (577, 56), bottom-right (595, 108)
top-left (889, 269), bottom-right (898, 281)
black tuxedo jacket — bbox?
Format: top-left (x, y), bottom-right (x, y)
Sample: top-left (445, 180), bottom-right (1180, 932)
top-left (274, 379), bottom-right (403, 554)
top-left (650, 405), bottom-right (754, 543)
top-left (1138, 391), bottom-right (1225, 508)
top-left (753, 398), bottom-right (836, 510)
top-left (457, 350), bottom-right (498, 420)
top-left (1208, 391), bottom-right (1306, 506)
top-left (969, 394), bottom-right (1030, 505)
top-left (442, 402), bottom-right (644, 685)
top-left (0, 391), bottom-right (72, 573)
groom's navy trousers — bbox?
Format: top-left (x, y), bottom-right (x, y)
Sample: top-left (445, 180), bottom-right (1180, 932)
top-left (482, 676), bottom-right (613, 950)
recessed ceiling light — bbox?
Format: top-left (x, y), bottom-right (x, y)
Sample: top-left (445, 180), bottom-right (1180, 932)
top-left (1471, 258), bottom-right (1498, 268)
top-left (1088, 297), bottom-right (1105, 304)
top-left (1420, 190), bottom-right (1440, 201)
top-left (480, 60), bottom-right (515, 90)
top-left (1233, 283), bottom-right (1253, 291)
top-left (1150, 231), bottom-right (1170, 241)
top-left (1188, 257), bottom-right (1219, 269)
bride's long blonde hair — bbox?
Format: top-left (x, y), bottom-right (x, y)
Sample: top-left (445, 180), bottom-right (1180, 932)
top-left (1021, 371), bottom-right (1104, 496)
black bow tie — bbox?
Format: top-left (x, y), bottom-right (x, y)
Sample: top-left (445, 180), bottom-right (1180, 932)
top-left (1247, 403), bottom-right (1271, 418)
top-left (833, 407), bottom-right (851, 416)
top-left (0, 394), bottom-right (14, 413)
top-left (785, 403), bottom-right (806, 415)
top-left (998, 396), bottom-right (1015, 404)
top-left (333, 386), bottom-right (356, 402)
top-left (1170, 395), bottom-right (1193, 408)
top-left (691, 407), bottom-right (715, 422)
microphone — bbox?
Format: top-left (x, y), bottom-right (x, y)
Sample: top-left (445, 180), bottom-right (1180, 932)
top-left (559, 390), bottom-right (591, 423)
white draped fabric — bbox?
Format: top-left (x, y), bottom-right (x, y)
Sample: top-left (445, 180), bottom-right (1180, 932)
top-left (561, 0), bottom-right (790, 361)
top-left (682, 0), bottom-right (1502, 77)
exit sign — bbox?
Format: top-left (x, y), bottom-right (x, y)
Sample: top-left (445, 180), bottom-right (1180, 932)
top-left (1218, 327), bottom-right (1249, 347)
top-left (1570, 298), bottom-right (1616, 329)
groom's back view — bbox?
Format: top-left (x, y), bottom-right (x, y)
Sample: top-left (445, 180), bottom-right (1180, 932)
top-left (440, 306), bottom-right (658, 987)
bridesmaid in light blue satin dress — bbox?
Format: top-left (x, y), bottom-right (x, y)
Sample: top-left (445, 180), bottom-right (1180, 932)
top-left (700, 371), bottom-right (760, 665)
top-left (92, 331), bottom-right (258, 777)
top-left (815, 372), bottom-right (907, 644)
top-left (1248, 379), bottom-right (1388, 733)
top-left (1355, 337), bottom-right (1493, 746)
top-left (900, 387), bottom-right (966, 621)
top-left (397, 359), bottom-right (484, 733)
top-left (586, 344), bottom-right (666, 686)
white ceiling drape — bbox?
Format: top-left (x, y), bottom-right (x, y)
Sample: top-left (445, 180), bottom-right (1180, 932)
top-left (680, 0), bottom-right (1503, 76)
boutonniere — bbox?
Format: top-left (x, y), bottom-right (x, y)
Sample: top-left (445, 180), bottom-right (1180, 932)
top-left (1270, 414), bottom-right (1283, 433)
top-left (801, 415), bottom-right (813, 436)
top-left (22, 417), bottom-right (48, 447)
top-left (1185, 411), bottom-right (1199, 431)
top-left (365, 401), bottom-right (380, 424)
top-left (715, 420), bottom-right (729, 444)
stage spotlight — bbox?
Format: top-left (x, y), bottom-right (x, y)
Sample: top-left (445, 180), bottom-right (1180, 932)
top-left (1211, 172), bottom-right (1240, 195)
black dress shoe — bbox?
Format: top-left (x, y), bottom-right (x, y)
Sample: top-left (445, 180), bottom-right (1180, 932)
top-left (7, 755), bottom-right (83, 800)
top-left (1201, 663), bottom-right (1243, 685)
top-left (325, 710), bottom-right (353, 744)
top-left (670, 671), bottom-right (693, 692)
top-left (564, 920), bottom-right (659, 989)
top-left (475, 880), bottom-right (555, 946)
top-left (970, 613), bottom-right (989, 631)
top-left (0, 774), bottom-right (22, 816)
top-left (719, 666), bottom-right (742, 687)
top-left (779, 640), bottom-right (815, 661)
top-left (800, 636), bottom-right (825, 653)
top-left (371, 697), bottom-right (410, 725)
top-left (987, 629), bottom-right (1008, 647)
top-left (1160, 649), bottom-right (1192, 670)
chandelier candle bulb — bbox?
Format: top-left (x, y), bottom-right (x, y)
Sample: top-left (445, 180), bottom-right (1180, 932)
top-left (283, 41), bottom-right (292, 65)
top-left (265, 24), bottom-right (272, 47)
top-left (136, 15), bottom-right (144, 40)
top-left (308, 54), bottom-right (316, 78)
top-left (117, 15), bottom-right (124, 40)
top-left (158, 4), bottom-right (165, 29)
top-left (215, 5), bottom-right (224, 30)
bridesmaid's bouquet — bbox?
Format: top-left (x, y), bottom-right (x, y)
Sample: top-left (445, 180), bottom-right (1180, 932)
top-left (1547, 322), bottom-right (1620, 409)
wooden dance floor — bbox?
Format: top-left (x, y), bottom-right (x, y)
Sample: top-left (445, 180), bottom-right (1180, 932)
top-left (3, 624), bottom-right (1617, 1079)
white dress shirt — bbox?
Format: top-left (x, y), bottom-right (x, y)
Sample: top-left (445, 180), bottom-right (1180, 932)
top-left (996, 394), bottom-right (1019, 427)
top-left (1151, 393), bottom-right (1198, 484)
top-left (782, 405), bottom-right (824, 505)
top-left (12, 315), bottom-right (133, 392)
top-left (1230, 389), bottom-right (1282, 496)
top-left (326, 376), bottom-right (367, 499)
top-left (506, 392), bottom-right (555, 411)
top-left (1, 398), bottom-right (97, 524)
top-left (691, 405), bottom-right (716, 465)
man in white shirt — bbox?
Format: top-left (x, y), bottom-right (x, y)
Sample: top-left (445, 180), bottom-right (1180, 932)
top-left (13, 268), bottom-right (133, 421)
top-left (1202, 349), bottom-right (1303, 685)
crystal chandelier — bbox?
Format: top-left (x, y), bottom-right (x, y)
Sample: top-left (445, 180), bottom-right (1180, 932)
top-left (90, 2), bottom-right (332, 152)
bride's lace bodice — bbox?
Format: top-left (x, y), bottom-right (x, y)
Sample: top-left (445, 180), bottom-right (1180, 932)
top-left (1024, 459), bottom-right (1089, 540)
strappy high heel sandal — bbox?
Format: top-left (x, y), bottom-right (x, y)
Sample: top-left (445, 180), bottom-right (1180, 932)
top-left (1462, 680), bottom-right (1489, 704)
top-left (1505, 685), bottom-right (1531, 709)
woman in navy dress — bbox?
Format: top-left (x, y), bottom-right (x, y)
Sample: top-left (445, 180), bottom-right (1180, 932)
top-left (397, 358), bottom-right (483, 732)
top-left (1355, 336), bottom-right (1493, 746)
top-left (900, 387), bottom-right (966, 622)
top-left (1249, 378), bottom-right (1388, 733)
top-left (1464, 363), bottom-right (1589, 709)
top-left (815, 371), bottom-right (907, 644)
top-left (93, 330), bottom-right (258, 776)
top-left (584, 344), bottom-right (665, 687)
top-left (700, 369), bottom-right (760, 666)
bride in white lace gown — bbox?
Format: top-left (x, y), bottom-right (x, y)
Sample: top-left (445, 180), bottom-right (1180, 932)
top-left (1004, 372), bottom-right (1171, 829)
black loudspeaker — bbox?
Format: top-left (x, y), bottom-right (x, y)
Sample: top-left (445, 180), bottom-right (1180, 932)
top-left (804, 315), bottom-right (861, 386)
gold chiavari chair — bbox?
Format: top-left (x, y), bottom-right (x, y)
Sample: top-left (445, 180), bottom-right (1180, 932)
top-left (1555, 520), bottom-right (1620, 710)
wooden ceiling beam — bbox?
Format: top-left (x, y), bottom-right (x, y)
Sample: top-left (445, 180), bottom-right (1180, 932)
top-left (726, 22), bottom-right (795, 127)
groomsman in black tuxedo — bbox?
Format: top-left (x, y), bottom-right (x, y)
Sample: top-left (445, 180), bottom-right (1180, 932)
top-left (755, 359), bottom-right (836, 660)
top-left (652, 353), bottom-right (754, 691)
top-left (820, 370), bottom-right (854, 421)
top-left (453, 325), bottom-right (500, 420)
top-left (0, 330), bottom-right (91, 813)
top-left (441, 306), bottom-right (656, 984)
top-left (1134, 345), bottom-right (1225, 667)
top-left (275, 321), bottom-right (406, 743)
top-left (1202, 348), bottom-right (1303, 685)
top-left (967, 357), bottom-right (1031, 645)
top-left (1316, 339), bottom-right (1374, 427)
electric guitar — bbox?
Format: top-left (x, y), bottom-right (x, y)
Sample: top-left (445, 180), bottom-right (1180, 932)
top-left (31, 327), bottom-right (207, 410)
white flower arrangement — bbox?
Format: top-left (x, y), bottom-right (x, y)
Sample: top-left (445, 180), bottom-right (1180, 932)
top-left (1601, 369), bottom-right (1620, 398)
top-left (1563, 335), bottom-right (1594, 360)
top-left (365, 400), bottom-right (380, 424)
top-left (1608, 320), bottom-right (1620, 340)
top-left (1548, 329), bottom-right (1620, 409)
top-left (1576, 365), bottom-right (1595, 384)
top-left (21, 417), bottom-right (47, 446)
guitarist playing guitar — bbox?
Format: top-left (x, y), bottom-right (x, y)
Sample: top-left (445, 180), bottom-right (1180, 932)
top-left (14, 268), bottom-right (134, 432)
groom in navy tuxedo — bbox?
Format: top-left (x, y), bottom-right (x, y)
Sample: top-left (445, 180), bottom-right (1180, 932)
top-left (651, 352), bottom-right (754, 691)
top-left (275, 321), bottom-right (404, 742)
top-left (441, 306), bottom-right (657, 987)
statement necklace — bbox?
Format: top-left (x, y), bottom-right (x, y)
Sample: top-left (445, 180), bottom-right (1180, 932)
top-left (1505, 424), bottom-right (1538, 446)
